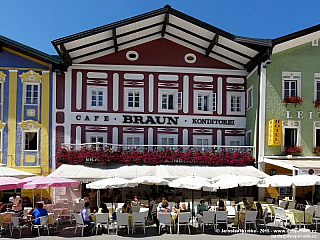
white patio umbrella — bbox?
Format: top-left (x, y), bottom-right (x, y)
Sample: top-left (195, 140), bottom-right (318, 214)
top-left (0, 166), bottom-right (34, 178)
top-left (291, 175), bottom-right (320, 187)
top-left (131, 176), bottom-right (169, 185)
top-left (211, 175), bottom-right (261, 189)
top-left (257, 175), bottom-right (293, 187)
top-left (86, 177), bottom-right (139, 189)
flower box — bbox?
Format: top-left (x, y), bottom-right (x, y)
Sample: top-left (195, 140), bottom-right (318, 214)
top-left (284, 145), bottom-right (302, 155)
top-left (314, 98), bottom-right (320, 108)
top-left (313, 146), bottom-right (320, 155)
top-left (281, 96), bottom-right (303, 105)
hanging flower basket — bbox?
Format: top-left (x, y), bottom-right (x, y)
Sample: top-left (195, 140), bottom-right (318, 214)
top-left (284, 145), bottom-right (302, 155)
top-left (314, 98), bottom-right (320, 108)
top-left (281, 96), bottom-right (303, 105)
top-left (313, 146), bottom-right (320, 155)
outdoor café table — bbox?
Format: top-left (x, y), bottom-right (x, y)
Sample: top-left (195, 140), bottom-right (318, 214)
top-left (0, 212), bottom-right (16, 226)
top-left (261, 204), bottom-right (276, 215)
top-left (284, 209), bottom-right (312, 226)
top-left (54, 208), bottom-right (68, 215)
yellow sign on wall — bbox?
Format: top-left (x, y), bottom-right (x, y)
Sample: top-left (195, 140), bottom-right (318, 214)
top-left (268, 119), bottom-right (282, 146)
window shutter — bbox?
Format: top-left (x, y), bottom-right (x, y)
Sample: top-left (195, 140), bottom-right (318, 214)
top-left (209, 93), bottom-right (216, 111)
top-left (177, 92), bottom-right (182, 110)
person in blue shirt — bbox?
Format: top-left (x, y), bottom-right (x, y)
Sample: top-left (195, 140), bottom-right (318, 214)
top-left (81, 202), bottom-right (95, 236)
top-left (32, 203), bottom-right (48, 224)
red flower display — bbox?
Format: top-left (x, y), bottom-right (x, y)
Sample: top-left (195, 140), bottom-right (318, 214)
top-left (284, 145), bottom-right (302, 155)
top-left (281, 96), bottom-right (303, 105)
top-left (56, 147), bottom-right (255, 167)
top-left (314, 98), bottom-right (320, 108)
top-left (313, 146), bottom-right (320, 155)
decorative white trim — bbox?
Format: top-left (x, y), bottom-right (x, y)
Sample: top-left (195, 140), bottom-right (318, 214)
top-left (183, 129), bottom-right (188, 145)
top-left (158, 88), bottom-right (178, 113)
top-left (112, 127), bottom-right (118, 147)
top-left (217, 77), bottom-right (223, 115)
top-left (194, 76), bottom-right (213, 82)
top-left (126, 51), bottom-right (139, 61)
top-left (282, 71), bottom-right (301, 99)
top-left (113, 73), bottom-right (119, 111)
top-left (23, 82), bottom-right (40, 106)
top-left (246, 129), bottom-right (252, 146)
top-left (76, 72), bottom-right (82, 110)
top-left (124, 73), bottom-right (144, 80)
top-left (52, 72), bottom-right (57, 172)
top-left (313, 121), bottom-right (320, 147)
top-left (71, 64), bottom-right (248, 76)
top-left (226, 92), bottom-right (245, 115)
top-left (76, 126), bottom-right (81, 147)
top-left (184, 53), bottom-right (196, 64)
top-left (282, 121), bottom-right (301, 148)
top-left (183, 75), bottom-right (189, 113)
top-left (64, 70), bottom-right (72, 144)
top-left (314, 73), bottom-right (320, 101)
top-left (149, 74), bottom-right (154, 112)
top-left (217, 130), bottom-right (222, 145)
top-left (123, 87), bottom-right (144, 112)
top-left (258, 64), bottom-right (266, 158)
top-left (193, 90), bottom-right (215, 114)
top-left (148, 128), bottom-right (153, 146)
top-left (246, 85), bottom-right (253, 110)
top-left (21, 129), bottom-right (39, 151)
top-left (158, 75), bottom-right (179, 81)
top-left (87, 72), bottom-right (108, 79)
top-left (247, 66), bottom-right (258, 80)
top-left (226, 77), bottom-right (244, 84)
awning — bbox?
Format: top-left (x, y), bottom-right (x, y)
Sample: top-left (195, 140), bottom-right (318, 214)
top-left (263, 157), bottom-right (320, 175)
top-left (0, 166), bottom-right (35, 178)
top-left (49, 164), bottom-right (268, 183)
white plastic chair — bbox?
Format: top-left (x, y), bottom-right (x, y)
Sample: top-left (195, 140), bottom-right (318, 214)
top-left (116, 213), bottom-right (130, 235)
top-left (177, 212), bottom-right (191, 234)
top-left (132, 212), bottom-right (146, 234)
top-left (11, 217), bottom-right (28, 237)
top-left (60, 208), bottom-right (74, 224)
top-left (313, 206), bottom-right (320, 231)
top-left (158, 212), bottom-right (172, 234)
top-left (132, 206), bottom-right (140, 213)
top-left (244, 211), bottom-right (258, 231)
top-left (74, 213), bottom-right (92, 236)
top-left (266, 198), bottom-right (273, 204)
top-left (215, 211), bottom-right (228, 232)
top-left (31, 215), bottom-right (49, 237)
top-left (202, 211), bottom-right (215, 233)
top-left (73, 203), bottom-right (83, 213)
top-left (279, 200), bottom-right (287, 208)
top-left (55, 202), bottom-right (64, 208)
top-left (226, 206), bottom-right (235, 221)
top-left (53, 209), bottom-right (61, 230)
top-left (274, 207), bottom-right (291, 228)
top-left (95, 213), bottom-right (109, 235)
top-left (259, 207), bottom-right (268, 229)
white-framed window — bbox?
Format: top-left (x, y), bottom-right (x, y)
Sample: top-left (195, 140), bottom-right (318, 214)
top-left (87, 86), bottom-right (107, 110)
top-left (225, 136), bottom-right (244, 146)
top-left (0, 82), bottom-right (2, 105)
top-left (226, 92), bottom-right (245, 115)
top-left (314, 73), bottom-right (320, 100)
top-left (158, 89), bottom-right (182, 112)
top-left (246, 85), bottom-right (253, 110)
top-left (124, 88), bottom-right (144, 112)
top-left (86, 132), bottom-right (107, 148)
top-left (158, 134), bottom-right (178, 146)
top-left (23, 131), bottom-right (38, 151)
top-left (313, 122), bottom-right (320, 147)
top-left (0, 130), bottom-right (2, 151)
top-left (24, 83), bottom-right (40, 105)
top-left (282, 121), bottom-right (301, 147)
top-left (282, 72), bottom-right (301, 99)
top-left (193, 135), bottom-right (212, 150)
top-left (123, 133), bottom-right (144, 145)
top-left (246, 130), bottom-right (252, 146)
top-left (194, 90), bottom-right (216, 114)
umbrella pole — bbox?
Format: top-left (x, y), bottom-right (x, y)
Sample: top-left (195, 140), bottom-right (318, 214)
top-left (192, 189), bottom-right (194, 227)
top-left (33, 189), bottom-right (34, 208)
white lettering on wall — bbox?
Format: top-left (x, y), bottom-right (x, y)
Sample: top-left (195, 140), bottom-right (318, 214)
top-left (286, 111), bottom-right (292, 119)
top-left (297, 111), bottom-right (303, 119)
top-left (309, 112), bottom-right (313, 119)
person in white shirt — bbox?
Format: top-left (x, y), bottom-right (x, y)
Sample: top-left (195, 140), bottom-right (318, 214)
top-left (9, 193), bottom-right (22, 213)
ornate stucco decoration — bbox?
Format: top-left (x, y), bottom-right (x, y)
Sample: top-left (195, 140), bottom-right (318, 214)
top-left (0, 121), bottom-right (6, 130)
top-left (19, 120), bottom-right (41, 130)
top-left (0, 71), bottom-right (6, 82)
top-left (19, 70), bottom-right (42, 83)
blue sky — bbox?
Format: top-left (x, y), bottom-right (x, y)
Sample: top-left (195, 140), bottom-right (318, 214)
top-left (1, 0), bottom-right (320, 55)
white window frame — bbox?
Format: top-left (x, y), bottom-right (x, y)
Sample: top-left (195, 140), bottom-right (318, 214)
top-left (225, 136), bottom-right (244, 146)
top-left (193, 135), bottom-right (212, 148)
top-left (313, 122), bottom-right (320, 147)
top-left (0, 130), bottom-right (2, 151)
top-left (193, 90), bottom-right (215, 114)
top-left (23, 83), bottom-right (40, 105)
top-left (23, 130), bottom-right (39, 151)
top-left (246, 130), bottom-right (252, 146)
top-left (314, 73), bottom-right (320, 100)
top-left (282, 72), bottom-right (301, 99)
top-left (86, 86), bottom-right (108, 110)
top-left (246, 85), bottom-right (253, 110)
top-left (85, 132), bottom-right (107, 143)
top-left (0, 82), bottom-right (3, 105)
top-left (282, 121), bottom-right (301, 148)
top-left (158, 89), bottom-right (180, 113)
top-left (226, 92), bottom-right (245, 115)
top-left (123, 133), bottom-right (144, 145)
top-left (157, 134), bottom-right (178, 146)
top-left (124, 88), bottom-right (144, 112)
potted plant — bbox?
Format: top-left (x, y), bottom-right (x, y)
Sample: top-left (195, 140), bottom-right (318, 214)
top-left (284, 145), bottom-right (302, 155)
top-left (281, 96), bottom-right (303, 105)
top-left (313, 146), bottom-right (320, 155)
top-left (314, 98), bottom-right (320, 108)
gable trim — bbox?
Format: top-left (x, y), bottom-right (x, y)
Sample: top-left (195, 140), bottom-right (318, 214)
top-left (3, 47), bottom-right (49, 67)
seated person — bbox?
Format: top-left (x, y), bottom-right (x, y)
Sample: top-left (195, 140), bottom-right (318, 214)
top-left (240, 205), bottom-right (251, 229)
top-left (29, 203), bottom-right (39, 215)
top-left (157, 200), bottom-right (171, 220)
top-left (100, 204), bottom-right (109, 213)
top-left (217, 200), bottom-right (226, 211)
top-left (131, 196), bottom-right (141, 206)
top-left (157, 197), bottom-right (171, 211)
top-left (172, 200), bottom-right (181, 213)
top-left (122, 200), bottom-right (132, 213)
top-left (32, 203), bottom-right (48, 225)
top-left (255, 202), bottom-right (263, 220)
top-left (179, 203), bottom-right (188, 212)
top-left (196, 198), bottom-right (210, 228)
top-left (238, 198), bottom-right (251, 211)
top-left (81, 202), bottom-right (95, 236)
top-left (0, 202), bottom-right (6, 213)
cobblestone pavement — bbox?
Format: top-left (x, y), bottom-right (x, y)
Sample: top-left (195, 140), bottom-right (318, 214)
top-left (1, 221), bottom-right (319, 239)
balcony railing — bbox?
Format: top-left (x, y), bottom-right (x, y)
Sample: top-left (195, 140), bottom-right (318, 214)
top-left (60, 142), bottom-right (254, 153)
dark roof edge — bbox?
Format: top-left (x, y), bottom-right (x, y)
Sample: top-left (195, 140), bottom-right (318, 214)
top-left (0, 35), bottom-right (60, 64)
top-left (272, 24), bottom-right (320, 46)
top-left (234, 36), bottom-right (272, 47)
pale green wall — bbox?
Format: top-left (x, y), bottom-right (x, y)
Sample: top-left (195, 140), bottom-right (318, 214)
top-left (265, 42), bottom-right (320, 156)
